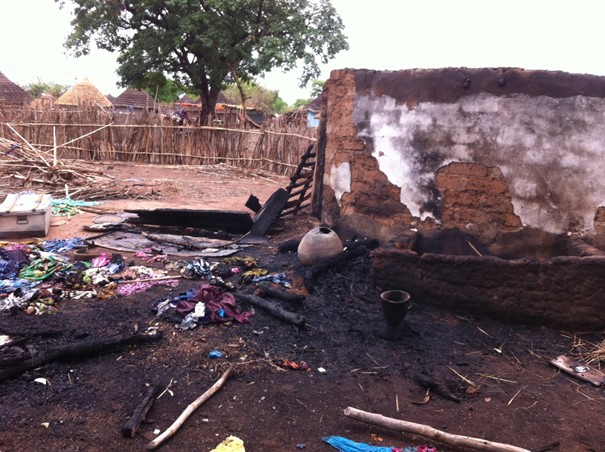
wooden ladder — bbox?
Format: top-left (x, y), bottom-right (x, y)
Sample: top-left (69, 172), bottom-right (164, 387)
top-left (280, 144), bottom-right (316, 217)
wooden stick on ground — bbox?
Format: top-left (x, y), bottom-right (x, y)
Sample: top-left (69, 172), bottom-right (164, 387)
top-left (146, 365), bottom-right (234, 450)
top-left (343, 407), bottom-right (530, 452)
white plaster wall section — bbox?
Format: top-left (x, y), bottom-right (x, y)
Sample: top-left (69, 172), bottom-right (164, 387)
top-left (354, 95), bottom-right (439, 219)
top-left (353, 92), bottom-right (605, 233)
top-left (329, 162), bottom-right (351, 207)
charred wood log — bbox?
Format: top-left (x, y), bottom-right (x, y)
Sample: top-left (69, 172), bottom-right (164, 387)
top-left (122, 378), bottom-right (162, 438)
top-left (254, 282), bottom-right (305, 303)
top-left (235, 293), bottom-right (305, 327)
top-left (414, 372), bottom-right (461, 403)
top-left (0, 333), bottom-right (162, 382)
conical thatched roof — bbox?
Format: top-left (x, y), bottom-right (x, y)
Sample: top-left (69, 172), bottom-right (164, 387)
top-left (56, 77), bottom-right (113, 108)
top-left (0, 70), bottom-right (32, 106)
top-left (113, 88), bottom-right (155, 109)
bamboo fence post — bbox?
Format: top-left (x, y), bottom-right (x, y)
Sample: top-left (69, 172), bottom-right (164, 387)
top-left (53, 126), bottom-right (57, 166)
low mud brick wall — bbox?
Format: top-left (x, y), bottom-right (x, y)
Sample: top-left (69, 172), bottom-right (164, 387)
top-left (372, 246), bottom-right (605, 330)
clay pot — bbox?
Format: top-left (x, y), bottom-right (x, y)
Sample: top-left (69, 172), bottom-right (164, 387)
top-left (297, 227), bottom-right (343, 266)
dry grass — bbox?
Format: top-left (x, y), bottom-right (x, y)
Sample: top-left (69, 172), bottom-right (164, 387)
top-left (562, 332), bottom-right (605, 370)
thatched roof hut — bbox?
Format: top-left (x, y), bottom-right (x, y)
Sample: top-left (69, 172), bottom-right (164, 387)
top-left (112, 88), bottom-right (156, 111)
top-left (0, 70), bottom-right (32, 107)
top-left (56, 77), bottom-right (113, 108)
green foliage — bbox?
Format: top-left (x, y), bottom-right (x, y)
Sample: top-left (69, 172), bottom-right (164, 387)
top-left (132, 73), bottom-right (186, 104)
top-left (222, 81), bottom-right (286, 113)
top-left (56, 0), bottom-right (348, 119)
top-left (292, 98), bottom-right (311, 109)
top-left (310, 80), bottom-right (325, 98)
top-left (272, 96), bottom-right (288, 114)
top-left (23, 79), bottom-right (69, 98)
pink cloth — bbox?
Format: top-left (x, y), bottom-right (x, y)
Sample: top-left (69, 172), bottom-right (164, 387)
top-left (118, 279), bottom-right (180, 296)
top-left (176, 284), bottom-right (251, 323)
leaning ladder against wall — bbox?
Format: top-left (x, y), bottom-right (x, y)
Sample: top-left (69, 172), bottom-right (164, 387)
top-left (279, 144), bottom-right (316, 217)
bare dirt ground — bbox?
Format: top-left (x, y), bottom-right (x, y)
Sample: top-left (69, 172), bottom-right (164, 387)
top-left (1, 163), bottom-right (605, 452)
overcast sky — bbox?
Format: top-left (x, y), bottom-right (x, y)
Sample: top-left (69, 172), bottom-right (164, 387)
top-left (1, 0), bottom-right (604, 104)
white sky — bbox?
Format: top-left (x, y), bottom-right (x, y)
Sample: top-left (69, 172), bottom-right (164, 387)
top-left (1, 0), bottom-right (605, 105)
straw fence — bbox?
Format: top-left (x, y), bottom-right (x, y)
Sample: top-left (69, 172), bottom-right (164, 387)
top-left (0, 105), bottom-right (317, 176)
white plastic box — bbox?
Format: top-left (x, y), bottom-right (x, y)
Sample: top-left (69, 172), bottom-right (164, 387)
top-left (0, 194), bottom-right (52, 238)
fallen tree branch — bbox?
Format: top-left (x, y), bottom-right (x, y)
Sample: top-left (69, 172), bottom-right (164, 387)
top-left (235, 293), bottom-right (305, 327)
top-left (343, 406), bottom-right (530, 452)
top-left (146, 365), bottom-right (234, 450)
top-left (0, 333), bottom-right (162, 382)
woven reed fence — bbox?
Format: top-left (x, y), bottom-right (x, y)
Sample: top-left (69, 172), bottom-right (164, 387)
top-left (0, 106), bottom-right (316, 176)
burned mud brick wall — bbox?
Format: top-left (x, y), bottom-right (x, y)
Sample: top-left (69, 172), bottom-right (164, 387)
top-left (318, 68), bottom-right (605, 241)
top-left (372, 247), bottom-right (605, 330)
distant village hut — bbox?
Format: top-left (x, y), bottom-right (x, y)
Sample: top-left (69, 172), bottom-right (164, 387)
top-left (0, 70), bottom-right (32, 107)
top-left (112, 88), bottom-right (158, 115)
top-left (30, 93), bottom-right (56, 109)
top-left (55, 77), bottom-right (113, 110)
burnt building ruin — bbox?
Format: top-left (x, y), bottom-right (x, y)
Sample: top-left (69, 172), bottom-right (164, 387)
top-left (312, 67), bottom-right (605, 329)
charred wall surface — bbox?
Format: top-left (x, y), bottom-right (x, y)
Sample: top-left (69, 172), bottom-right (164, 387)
top-left (319, 67), bottom-right (605, 241)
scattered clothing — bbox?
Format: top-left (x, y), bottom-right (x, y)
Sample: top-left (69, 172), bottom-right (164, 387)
top-left (51, 198), bottom-right (102, 217)
top-left (41, 238), bottom-right (88, 253)
top-left (118, 279), bottom-right (180, 297)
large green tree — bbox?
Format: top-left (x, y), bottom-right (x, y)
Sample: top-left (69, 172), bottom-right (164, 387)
top-left (57, 0), bottom-right (348, 123)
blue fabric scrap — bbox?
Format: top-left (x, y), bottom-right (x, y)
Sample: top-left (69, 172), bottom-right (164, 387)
top-left (323, 436), bottom-right (438, 452)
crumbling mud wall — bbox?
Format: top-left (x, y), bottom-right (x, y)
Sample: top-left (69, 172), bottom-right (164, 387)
top-left (372, 247), bottom-right (605, 330)
top-left (317, 68), bottom-right (605, 241)
top-left (316, 68), bottom-right (605, 329)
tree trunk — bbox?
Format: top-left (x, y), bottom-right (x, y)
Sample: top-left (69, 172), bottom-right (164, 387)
top-left (199, 88), bottom-right (220, 125)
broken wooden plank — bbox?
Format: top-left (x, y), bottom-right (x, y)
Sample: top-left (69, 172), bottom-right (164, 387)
top-left (239, 188), bottom-right (289, 243)
top-left (550, 354), bottom-right (605, 386)
top-left (125, 208), bottom-right (253, 234)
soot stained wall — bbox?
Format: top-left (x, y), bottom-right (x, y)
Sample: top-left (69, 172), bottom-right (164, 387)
top-left (319, 68), bottom-right (605, 240)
